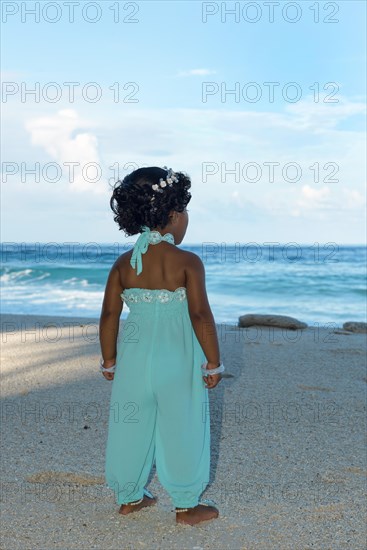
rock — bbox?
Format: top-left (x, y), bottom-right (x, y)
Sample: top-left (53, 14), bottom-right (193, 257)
top-left (238, 314), bottom-right (308, 330)
top-left (342, 322), bottom-right (367, 333)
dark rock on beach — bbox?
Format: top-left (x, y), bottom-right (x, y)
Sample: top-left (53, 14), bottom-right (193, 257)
top-left (343, 321), bottom-right (367, 333)
top-left (238, 313), bottom-right (308, 330)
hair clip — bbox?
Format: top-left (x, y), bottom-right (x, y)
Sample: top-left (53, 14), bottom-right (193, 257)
top-left (151, 166), bottom-right (179, 194)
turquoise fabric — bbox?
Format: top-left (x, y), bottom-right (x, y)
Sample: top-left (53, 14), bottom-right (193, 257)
top-left (104, 227), bottom-right (210, 508)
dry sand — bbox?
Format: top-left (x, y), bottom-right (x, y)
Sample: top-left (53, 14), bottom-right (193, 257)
top-left (1, 313), bottom-right (366, 549)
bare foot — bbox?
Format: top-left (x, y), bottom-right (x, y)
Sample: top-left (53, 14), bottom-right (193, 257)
top-left (176, 504), bottom-right (219, 526)
top-left (119, 494), bottom-right (157, 515)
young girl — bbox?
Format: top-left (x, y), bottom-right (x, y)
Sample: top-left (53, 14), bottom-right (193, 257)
top-left (99, 166), bottom-right (224, 526)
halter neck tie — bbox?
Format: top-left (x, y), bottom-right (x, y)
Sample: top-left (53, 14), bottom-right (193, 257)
top-left (130, 225), bottom-right (175, 275)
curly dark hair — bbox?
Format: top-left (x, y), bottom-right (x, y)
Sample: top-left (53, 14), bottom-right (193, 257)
top-left (109, 166), bottom-right (192, 236)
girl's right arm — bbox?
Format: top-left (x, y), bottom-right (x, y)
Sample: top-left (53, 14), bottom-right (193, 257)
top-left (185, 252), bottom-right (221, 380)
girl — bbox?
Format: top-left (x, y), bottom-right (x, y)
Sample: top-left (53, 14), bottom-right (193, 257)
top-left (99, 166), bottom-right (224, 526)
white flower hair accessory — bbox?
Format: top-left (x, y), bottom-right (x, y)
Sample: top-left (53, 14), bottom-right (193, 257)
top-left (150, 166), bottom-right (179, 208)
top-left (151, 166), bottom-right (179, 193)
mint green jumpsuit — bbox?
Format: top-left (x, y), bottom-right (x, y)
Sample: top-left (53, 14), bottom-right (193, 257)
top-left (104, 226), bottom-right (210, 508)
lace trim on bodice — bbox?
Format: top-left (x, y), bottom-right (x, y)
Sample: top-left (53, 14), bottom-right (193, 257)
top-left (121, 287), bottom-right (187, 304)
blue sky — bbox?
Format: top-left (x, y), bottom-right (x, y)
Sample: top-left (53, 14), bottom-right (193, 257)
top-left (1, 0), bottom-right (366, 245)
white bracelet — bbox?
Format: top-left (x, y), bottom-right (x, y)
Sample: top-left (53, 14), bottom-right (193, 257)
top-left (201, 361), bottom-right (225, 376)
top-left (99, 358), bottom-right (116, 373)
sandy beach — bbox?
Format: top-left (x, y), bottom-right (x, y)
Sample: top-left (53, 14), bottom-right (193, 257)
top-left (1, 312), bottom-right (366, 549)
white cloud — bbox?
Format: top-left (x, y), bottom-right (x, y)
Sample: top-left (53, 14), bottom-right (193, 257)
top-left (24, 109), bottom-right (106, 195)
top-left (341, 187), bottom-right (366, 209)
top-left (3, 93), bottom-right (365, 241)
top-left (290, 184), bottom-right (366, 219)
top-left (300, 184), bottom-right (331, 203)
top-left (284, 93), bottom-right (366, 132)
top-left (293, 184), bottom-right (334, 217)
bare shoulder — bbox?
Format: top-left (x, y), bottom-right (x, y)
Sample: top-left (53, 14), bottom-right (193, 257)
top-left (111, 250), bottom-right (131, 270)
top-left (182, 250), bottom-right (207, 290)
top-left (182, 249), bottom-right (205, 272)
top-left (117, 249), bottom-right (133, 264)
top-left (110, 250), bottom-right (131, 280)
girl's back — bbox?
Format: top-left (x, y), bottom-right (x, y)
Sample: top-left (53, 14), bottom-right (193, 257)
top-left (118, 241), bottom-right (188, 292)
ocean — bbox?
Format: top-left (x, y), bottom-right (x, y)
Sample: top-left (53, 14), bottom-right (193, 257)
top-left (1, 242), bottom-right (366, 328)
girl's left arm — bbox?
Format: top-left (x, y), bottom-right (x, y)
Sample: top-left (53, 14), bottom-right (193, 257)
top-left (99, 259), bottom-right (124, 364)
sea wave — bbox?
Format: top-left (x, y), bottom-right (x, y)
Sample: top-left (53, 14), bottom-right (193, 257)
top-left (1, 244), bottom-right (366, 324)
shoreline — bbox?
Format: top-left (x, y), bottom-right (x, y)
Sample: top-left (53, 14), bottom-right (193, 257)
top-left (1, 311), bottom-right (360, 330)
